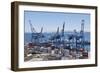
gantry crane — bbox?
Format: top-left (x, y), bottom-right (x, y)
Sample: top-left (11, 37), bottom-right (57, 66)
top-left (68, 20), bottom-right (85, 50)
top-left (29, 20), bottom-right (44, 44)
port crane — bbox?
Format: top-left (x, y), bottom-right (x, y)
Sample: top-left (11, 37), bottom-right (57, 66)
top-left (68, 20), bottom-right (85, 51)
top-left (61, 22), bottom-right (65, 44)
top-left (49, 22), bottom-right (65, 43)
top-left (49, 22), bottom-right (65, 49)
top-left (29, 20), bottom-right (44, 45)
top-left (80, 20), bottom-right (85, 49)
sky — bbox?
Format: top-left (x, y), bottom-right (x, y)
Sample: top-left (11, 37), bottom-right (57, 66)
top-left (24, 11), bottom-right (90, 33)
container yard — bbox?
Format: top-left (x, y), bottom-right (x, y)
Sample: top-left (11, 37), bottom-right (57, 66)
top-left (24, 20), bottom-right (90, 62)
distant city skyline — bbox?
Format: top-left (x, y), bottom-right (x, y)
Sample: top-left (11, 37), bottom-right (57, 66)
top-left (24, 11), bottom-right (90, 33)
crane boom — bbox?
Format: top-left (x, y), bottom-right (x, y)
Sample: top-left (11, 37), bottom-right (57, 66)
top-left (29, 20), bottom-right (36, 33)
top-left (40, 27), bottom-right (43, 33)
